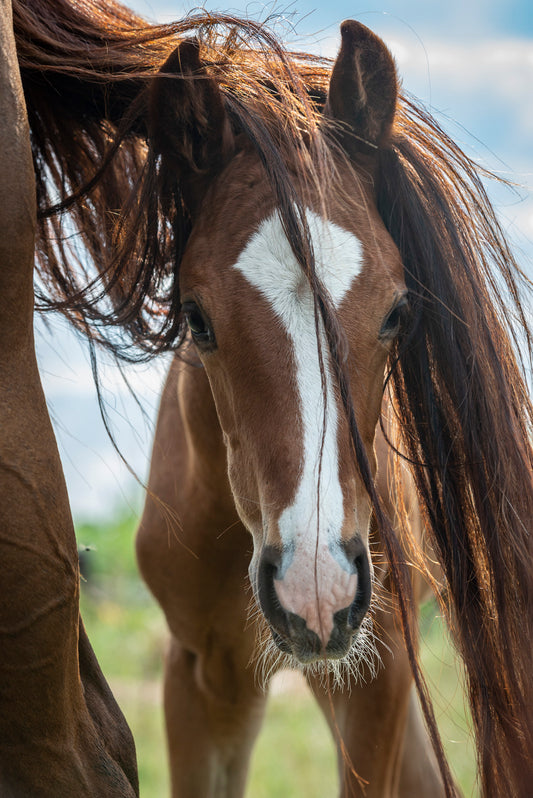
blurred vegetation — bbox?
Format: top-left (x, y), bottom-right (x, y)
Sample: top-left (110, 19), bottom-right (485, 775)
top-left (77, 515), bottom-right (477, 798)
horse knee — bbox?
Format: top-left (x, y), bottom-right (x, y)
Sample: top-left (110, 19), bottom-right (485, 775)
top-left (166, 636), bottom-right (265, 741)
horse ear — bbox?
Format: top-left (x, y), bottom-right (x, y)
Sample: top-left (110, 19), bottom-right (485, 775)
top-left (149, 38), bottom-right (235, 215)
top-left (324, 20), bottom-right (398, 157)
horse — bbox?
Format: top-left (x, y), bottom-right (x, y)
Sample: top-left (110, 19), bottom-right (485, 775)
top-left (8, 0), bottom-right (533, 796)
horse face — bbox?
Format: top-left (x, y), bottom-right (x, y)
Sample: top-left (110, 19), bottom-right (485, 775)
top-left (179, 153), bottom-right (405, 663)
top-left (151, 20), bottom-right (402, 664)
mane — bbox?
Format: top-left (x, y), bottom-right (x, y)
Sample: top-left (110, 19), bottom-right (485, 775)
top-left (14, 0), bottom-right (330, 359)
top-left (14, 1), bottom-right (533, 795)
top-left (380, 98), bottom-right (533, 795)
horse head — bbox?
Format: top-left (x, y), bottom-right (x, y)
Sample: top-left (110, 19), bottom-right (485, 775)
top-left (148, 22), bottom-right (406, 665)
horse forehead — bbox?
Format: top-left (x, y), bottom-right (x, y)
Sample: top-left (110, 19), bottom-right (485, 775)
top-left (233, 209), bottom-right (364, 312)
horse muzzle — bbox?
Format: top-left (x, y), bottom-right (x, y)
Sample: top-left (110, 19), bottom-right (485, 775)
top-left (255, 537), bottom-right (372, 663)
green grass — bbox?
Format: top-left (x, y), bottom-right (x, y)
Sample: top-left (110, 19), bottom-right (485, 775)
top-left (77, 515), bottom-right (477, 798)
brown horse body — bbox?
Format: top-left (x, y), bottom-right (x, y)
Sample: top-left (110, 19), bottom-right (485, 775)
top-left (3, 1), bottom-right (533, 796)
top-left (0, 2), bottom-right (138, 795)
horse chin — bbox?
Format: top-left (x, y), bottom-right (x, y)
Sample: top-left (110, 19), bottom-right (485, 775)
top-left (259, 610), bottom-right (381, 692)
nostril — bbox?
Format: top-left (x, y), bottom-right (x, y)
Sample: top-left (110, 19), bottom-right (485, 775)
top-left (259, 544), bottom-right (282, 575)
top-left (257, 546), bottom-right (290, 637)
top-left (342, 537), bottom-right (372, 630)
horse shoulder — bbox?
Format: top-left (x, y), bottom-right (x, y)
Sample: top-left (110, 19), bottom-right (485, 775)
top-left (137, 353), bottom-right (250, 642)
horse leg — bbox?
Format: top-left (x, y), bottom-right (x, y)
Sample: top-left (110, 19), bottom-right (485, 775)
top-left (397, 688), bottom-right (448, 796)
top-left (0, 4), bottom-right (137, 794)
top-left (306, 612), bottom-right (414, 798)
top-left (163, 636), bottom-right (267, 798)
top-left (307, 592), bottom-right (448, 798)
top-left (308, 635), bottom-right (448, 797)
top-left (137, 355), bottom-right (269, 797)
top-left (320, 422), bottom-right (445, 796)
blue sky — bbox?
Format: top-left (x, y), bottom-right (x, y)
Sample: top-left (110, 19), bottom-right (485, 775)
top-left (36, 0), bottom-right (533, 521)
top-left (135, 0), bottom-right (533, 39)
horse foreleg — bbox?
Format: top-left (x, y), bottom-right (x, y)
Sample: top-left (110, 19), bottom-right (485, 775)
top-left (306, 619), bottom-right (414, 798)
top-left (138, 507), bottom-right (269, 798)
top-left (163, 634), bottom-right (267, 798)
top-left (397, 688), bottom-right (449, 797)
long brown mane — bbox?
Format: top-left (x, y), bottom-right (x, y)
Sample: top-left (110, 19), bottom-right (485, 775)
top-left (13, 1), bottom-right (533, 795)
top-left (15, 0), bottom-right (331, 358)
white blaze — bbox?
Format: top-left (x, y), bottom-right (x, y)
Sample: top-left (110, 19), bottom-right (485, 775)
top-left (233, 209), bottom-right (363, 643)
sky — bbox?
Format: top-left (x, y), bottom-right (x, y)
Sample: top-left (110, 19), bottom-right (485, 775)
top-left (35, 0), bottom-right (533, 522)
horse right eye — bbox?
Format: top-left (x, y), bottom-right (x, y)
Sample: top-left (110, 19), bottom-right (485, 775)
top-left (379, 294), bottom-right (409, 342)
top-left (182, 301), bottom-right (216, 350)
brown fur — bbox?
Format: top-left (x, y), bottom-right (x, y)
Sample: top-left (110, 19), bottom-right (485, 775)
top-left (0, 1), bottom-right (138, 795)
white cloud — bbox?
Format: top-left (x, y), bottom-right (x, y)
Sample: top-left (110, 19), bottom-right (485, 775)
top-left (391, 36), bottom-right (533, 105)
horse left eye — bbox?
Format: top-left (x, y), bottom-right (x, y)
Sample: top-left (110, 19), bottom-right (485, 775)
top-left (182, 301), bottom-right (216, 349)
top-left (380, 295), bottom-right (409, 341)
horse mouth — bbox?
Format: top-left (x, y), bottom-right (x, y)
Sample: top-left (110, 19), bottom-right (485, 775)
top-left (268, 607), bottom-right (359, 665)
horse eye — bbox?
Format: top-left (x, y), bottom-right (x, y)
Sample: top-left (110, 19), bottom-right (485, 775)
top-left (182, 301), bottom-right (216, 349)
top-left (380, 295), bottom-right (409, 341)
